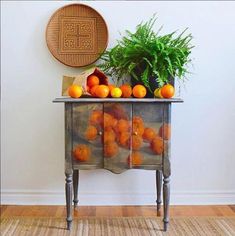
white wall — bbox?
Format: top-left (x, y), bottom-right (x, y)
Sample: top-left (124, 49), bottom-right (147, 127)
top-left (1, 1), bottom-right (235, 205)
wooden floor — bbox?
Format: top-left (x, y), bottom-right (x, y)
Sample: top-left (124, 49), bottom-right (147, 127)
top-left (1, 205), bottom-right (235, 218)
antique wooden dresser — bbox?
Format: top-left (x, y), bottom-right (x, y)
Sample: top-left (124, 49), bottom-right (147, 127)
top-left (53, 97), bottom-right (183, 231)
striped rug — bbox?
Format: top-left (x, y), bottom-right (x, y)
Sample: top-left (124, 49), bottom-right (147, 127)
top-left (1, 217), bottom-right (235, 235)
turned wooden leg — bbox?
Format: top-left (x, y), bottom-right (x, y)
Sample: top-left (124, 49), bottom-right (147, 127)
top-left (156, 170), bottom-right (162, 211)
top-left (65, 173), bottom-right (73, 230)
top-left (163, 176), bottom-right (170, 231)
top-left (73, 170), bottom-right (79, 207)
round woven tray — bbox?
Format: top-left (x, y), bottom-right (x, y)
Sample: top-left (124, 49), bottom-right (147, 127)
top-left (46, 4), bottom-right (108, 67)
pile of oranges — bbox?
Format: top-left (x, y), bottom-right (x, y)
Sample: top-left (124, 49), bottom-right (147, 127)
top-left (68, 74), bottom-right (175, 99)
top-left (86, 74), bottom-right (147, 99)
top-left (68, 71), bottom-right (176, 99)
top-left (68, 73), bottom-right (149, 99)
top-left (73, 105), bottom-right (171, 165)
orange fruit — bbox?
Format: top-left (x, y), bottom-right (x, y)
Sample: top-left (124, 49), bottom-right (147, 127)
top-left (118, 131), bottom-right (130, 148)
top-left (127, 152), bottom-right (143, 166)
top-left (159, 124), bottom-right (171, 140)
top-left (150, 136), bottom-right (164, 155)
top-left (104, 126), bottom-right (113, 132)
top-left (103, 113), bottom-right (114, 128)
top-left (115, 119), bottom-right (130, 133)
top-left (87, 75), bottom-right (100, 88)
top-left (132, 85), bottom-right (147, 98)
top-left (142, 127), bottom-right (157, 142)
top-left (132, 116), bottom-right (144, 136)
top-left (89, 85), bottom-right (99, 97)
top-left (103, 128), bottom-right (116, 143)
top-left (133, 116), bottom-right (144, 125)
top-left (68, 85), bottom-right (83, 98)
top-left (95, 85), bottom-right (110, 98)
top-left (104, 141), bottom-right (119, 158)
top-left (111, 118), bottom-right (118, 128)
top-left (120, 84), bottom-right (132, 98)
top-left (104, 115), bottom-right (118, 128)
top-left (89, 110), bottom-right (102, 126)
top-left (108, 84), bottom-right (115, 97)
top-left (73, 144), bottom-right (91, 162)
top-left (111, 87), bottom-right (122, 98)
top-left (133, 122), bottom-right (145, 136)
top-left (161, 84), bottom-right (175, 98)
top-left (132, 135), bottom-right (143, 150)
top-left (102, 113), bottom-right (118, 130)
top-left (85, 125), bottom-right (98, 141)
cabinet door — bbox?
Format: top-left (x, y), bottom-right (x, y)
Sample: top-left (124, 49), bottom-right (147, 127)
top-left (131, 103), bottom-right (164, 169)
top-left (72, 103), bottom-right (103, 168)
top-left (103, 103), bottom-right (132, 173)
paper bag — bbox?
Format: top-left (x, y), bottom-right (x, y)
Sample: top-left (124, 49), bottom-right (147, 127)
top-left (62, 67), bottom-right (109, 96)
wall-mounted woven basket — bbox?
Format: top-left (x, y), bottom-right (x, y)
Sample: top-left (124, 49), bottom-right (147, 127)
top-left (46, 4), bottom-right (108, 67)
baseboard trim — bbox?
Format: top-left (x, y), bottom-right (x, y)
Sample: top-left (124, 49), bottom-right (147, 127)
top-left (1, 189), bottom-right (235, 205)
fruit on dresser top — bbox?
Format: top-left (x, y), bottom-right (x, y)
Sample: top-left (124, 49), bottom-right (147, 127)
top-left (160, 84), bottom-right (175, 98)
top-left (67, 72), bottom-right (176, 99)
top-left (95, 85), bottom-right (110, 98)
top-left (111, 87), bottom-right (122, 98)
top-left (132, 85), bottom-right (147, 98)
top-left (120, 84), bottom-right (132, 98)
top-left (68, 85), bottom-right (83, 98)
top-left (87, 75), bottom-right (100, 88)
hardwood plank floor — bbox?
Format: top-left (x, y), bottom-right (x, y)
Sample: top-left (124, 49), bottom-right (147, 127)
top-left (1, 205), bottom-right (235, 218)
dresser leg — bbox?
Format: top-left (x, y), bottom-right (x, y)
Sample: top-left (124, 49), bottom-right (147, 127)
top-left (156, 170), bottom-right (162, 211)
top-left (65, 173), bottom-right (73, 230)
top-left (163, 176), bottom-right (170, 231)
top-left (73, 170), bottom-right (79, 207)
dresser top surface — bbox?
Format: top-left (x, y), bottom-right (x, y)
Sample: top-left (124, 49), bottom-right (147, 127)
top-left (53, 97), bottom-right (183, 103)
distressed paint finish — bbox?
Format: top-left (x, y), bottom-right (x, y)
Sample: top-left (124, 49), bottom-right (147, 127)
top-left (156, 170), bottom-right (162, 211)
top-left (162, 103), bottom-right (171, 231)
top-left (54, 97), bottom-right (183, 103)
top-left (65, 103), bottom-right (73, 175)
top-left (103, 103), bottom-right (132, 173)
top-left (163, 176), bottom-right (170, 231)
top-left (132, 103), bottom-right (164, 170)
top-left (55, 98), bottom-right (182, 231)
top-left (65, 173), bottom-right (73, 230)
top-left (72, 103), bottom-right (104, 169)
top-left (65, 103), bottom-right (73, 230)
top-left (73, 170), bottom-right (79, 207)
top-left (71, 103), bottom-right (165, 173)
top-left (162, 104), bottom-right (171, 177)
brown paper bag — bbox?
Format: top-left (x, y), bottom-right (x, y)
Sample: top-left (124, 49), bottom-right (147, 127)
top-left (62, 67), bottom-right (109, 96)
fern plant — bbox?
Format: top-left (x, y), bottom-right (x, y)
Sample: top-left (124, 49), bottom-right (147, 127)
top-left (99, 16), bottom-right (194, 94)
